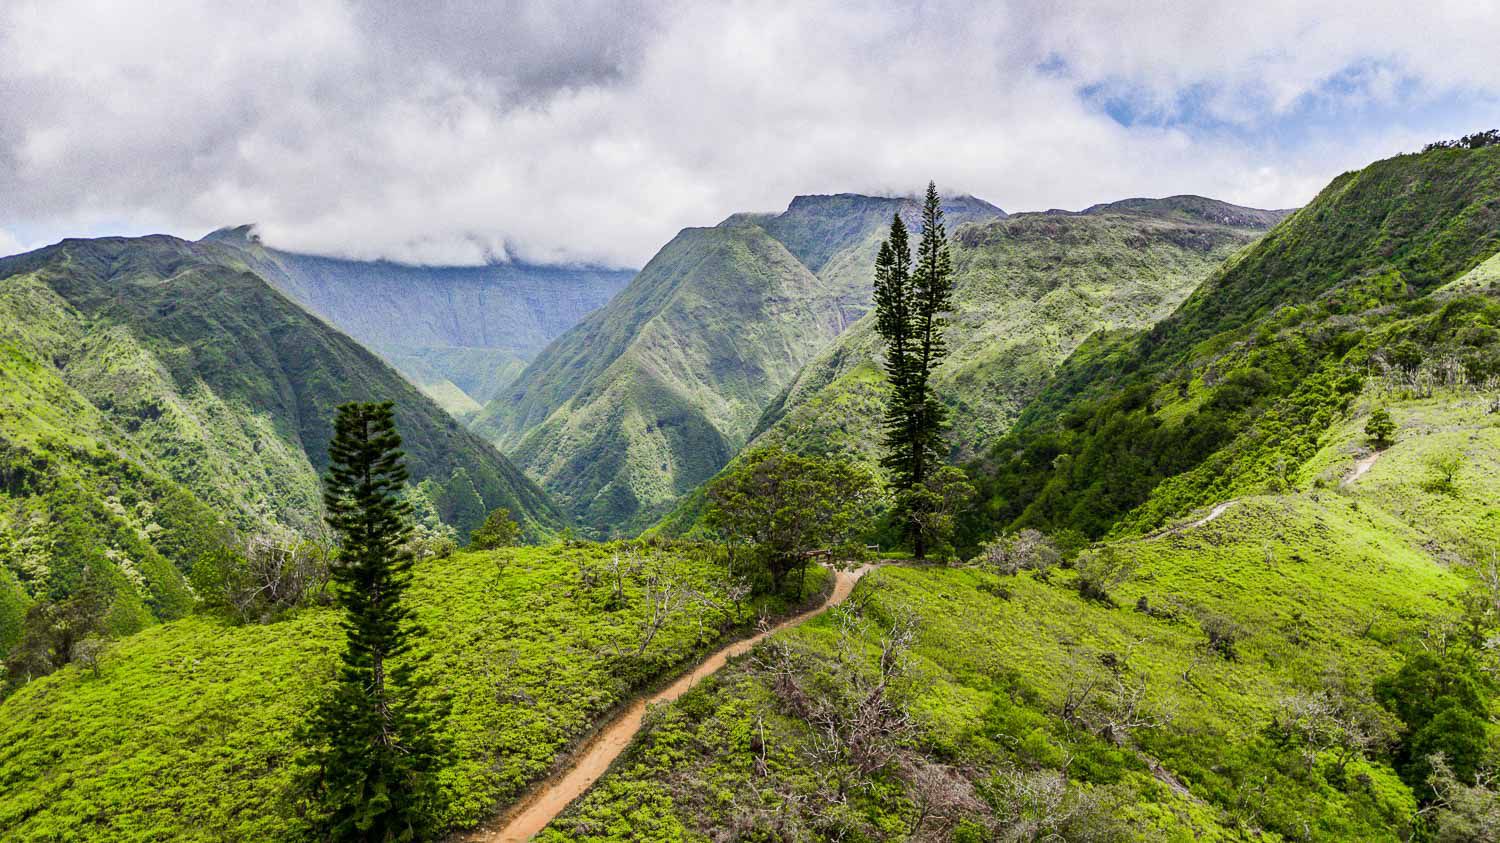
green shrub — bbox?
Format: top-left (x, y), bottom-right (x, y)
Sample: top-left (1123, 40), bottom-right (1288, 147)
top-left (469, 507), bottom-right (521, 550)
top-left (1365, 408), bottom-right (1397, 447)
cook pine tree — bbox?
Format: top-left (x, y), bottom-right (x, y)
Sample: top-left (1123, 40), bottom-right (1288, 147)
top-left (873, 183), bottom-right (956, 558)
top-left (308, 401), bottom-right (444, 842)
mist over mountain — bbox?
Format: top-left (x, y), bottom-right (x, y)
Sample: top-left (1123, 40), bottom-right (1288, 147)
top-left (201, 225), bottom-right (635, 417)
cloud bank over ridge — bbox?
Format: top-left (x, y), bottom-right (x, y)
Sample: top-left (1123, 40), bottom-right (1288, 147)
top-left (2, 0), bottom-right (1496, 266)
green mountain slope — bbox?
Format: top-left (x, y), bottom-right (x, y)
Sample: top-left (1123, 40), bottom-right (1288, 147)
top-left (201, 226), bottom-right (634, 415)
top-left (542, 213), bottom-right (1500, 839)
top-left (764, 198), bottom-right (1280, 459)
top-left (654, 198), bottom-right (1280, 536)
top-left (752, 192), bottom-right (1007, 325)
top-left (963, 146), bottom-right (1500, 544)
top-left (476, 194), bottom-right (1005, 535)
top-left (0, 235), bottom-right (563, 645)
top-left (546, 391), bottom-right (1489, 838)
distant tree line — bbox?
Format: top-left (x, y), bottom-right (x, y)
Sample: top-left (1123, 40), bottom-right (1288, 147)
top-left (1424, 129), bottom-right (1500, 152)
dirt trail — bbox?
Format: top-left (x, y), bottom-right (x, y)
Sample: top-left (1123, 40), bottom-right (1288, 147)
top-left (1343, 450), bottom-right (1382, 486)
top-left (1146, 500), bottom-right (1235, 540)
top-left (1186, 500), bottom-right (1235, 530)
top-left (460, 563), bottom-right (875, 842)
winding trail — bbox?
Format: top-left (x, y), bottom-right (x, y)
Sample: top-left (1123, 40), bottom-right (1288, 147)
top-left (1184, 500), bottom-right (1235, 531)
top-left (460, 563), bottom-right (876, 842)
top-left (1146, 500), bottom-right (1236, 540)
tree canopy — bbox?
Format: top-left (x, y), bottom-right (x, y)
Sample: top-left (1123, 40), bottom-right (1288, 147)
top-left (469, 507), bottom-right (521, 550)
top-left (706, 447), bottom-right (879, 593)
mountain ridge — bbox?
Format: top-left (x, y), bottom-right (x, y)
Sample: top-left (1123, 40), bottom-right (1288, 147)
top-left (963, 144), bottom-right (1500, 544)
top-left (651, 196), bottom-right (1283, 536)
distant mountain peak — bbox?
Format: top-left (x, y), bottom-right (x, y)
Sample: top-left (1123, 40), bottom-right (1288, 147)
top-left (200, 224), bottom-right (262, 245)
top-left (1079, 195), bottom-right (1293, 229)
top-left (780, 191), bottom-right (1006, 219)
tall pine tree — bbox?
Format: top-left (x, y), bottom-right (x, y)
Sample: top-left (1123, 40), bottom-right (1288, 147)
top-left (874, 214), bottom-right (916, 489)
top-left (873, 183), bottom-right (958, 558)
top-left (908, 181), bottom-right (955, 504)
top-left (308, 401), bottom-right (443, 842)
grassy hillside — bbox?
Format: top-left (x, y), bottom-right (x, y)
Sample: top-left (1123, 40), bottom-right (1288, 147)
top-left (541, 384), bottom-right (1494, 841)
top-left (965, 147), bottom-right (1500, 545)
top-left (765, 199), bottom-right (1277, 460)
top-left (476, 195), bottom-right (1005, 536)
top-left (0, 543), bottom-right (827, 841)
top-left (654, 199), bottom-right (1276, 537)
top-left (0, 235), bottom-right (563, 645)
top-left (201, 226), bottom-right (634, 411)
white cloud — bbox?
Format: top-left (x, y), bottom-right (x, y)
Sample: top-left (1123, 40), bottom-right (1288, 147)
top-left (1, 0), bottom-right (1497, 267)
top-left (0, 229), bottom-right (24, 258)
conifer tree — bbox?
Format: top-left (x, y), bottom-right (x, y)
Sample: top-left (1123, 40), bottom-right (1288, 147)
top-left (908, 182), bottom-right (956, 506)
top-left (308, 401), bottom-right (443, 842)
top-left (873, 183), bottom-right (963, 558)
top-left (873, 215), bottom-right (916, 489)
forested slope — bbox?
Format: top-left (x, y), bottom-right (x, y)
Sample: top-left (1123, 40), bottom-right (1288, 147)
top-left (964, 146), bottom-right (1500, 545)
top-left (654, 197), bottom-right (1279, 537)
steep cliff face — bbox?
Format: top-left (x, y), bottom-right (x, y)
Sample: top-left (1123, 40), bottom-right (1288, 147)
top-left (200, 227), bottom-right (634, 414)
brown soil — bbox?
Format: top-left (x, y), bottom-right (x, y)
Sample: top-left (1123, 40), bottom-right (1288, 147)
top-left (1344, 450), bottom-right (1381, 485)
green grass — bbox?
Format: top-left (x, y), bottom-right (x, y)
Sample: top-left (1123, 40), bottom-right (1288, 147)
top-left (0, 543), bottom-right (827, 841)
top-left (543, 434), bottom-right (1476, 840)
top-left (1299, 390), bottom-right (1500, 558)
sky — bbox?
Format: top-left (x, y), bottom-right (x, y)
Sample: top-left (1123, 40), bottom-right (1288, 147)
top-left (1, 0), bottom-right (1497, 268)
